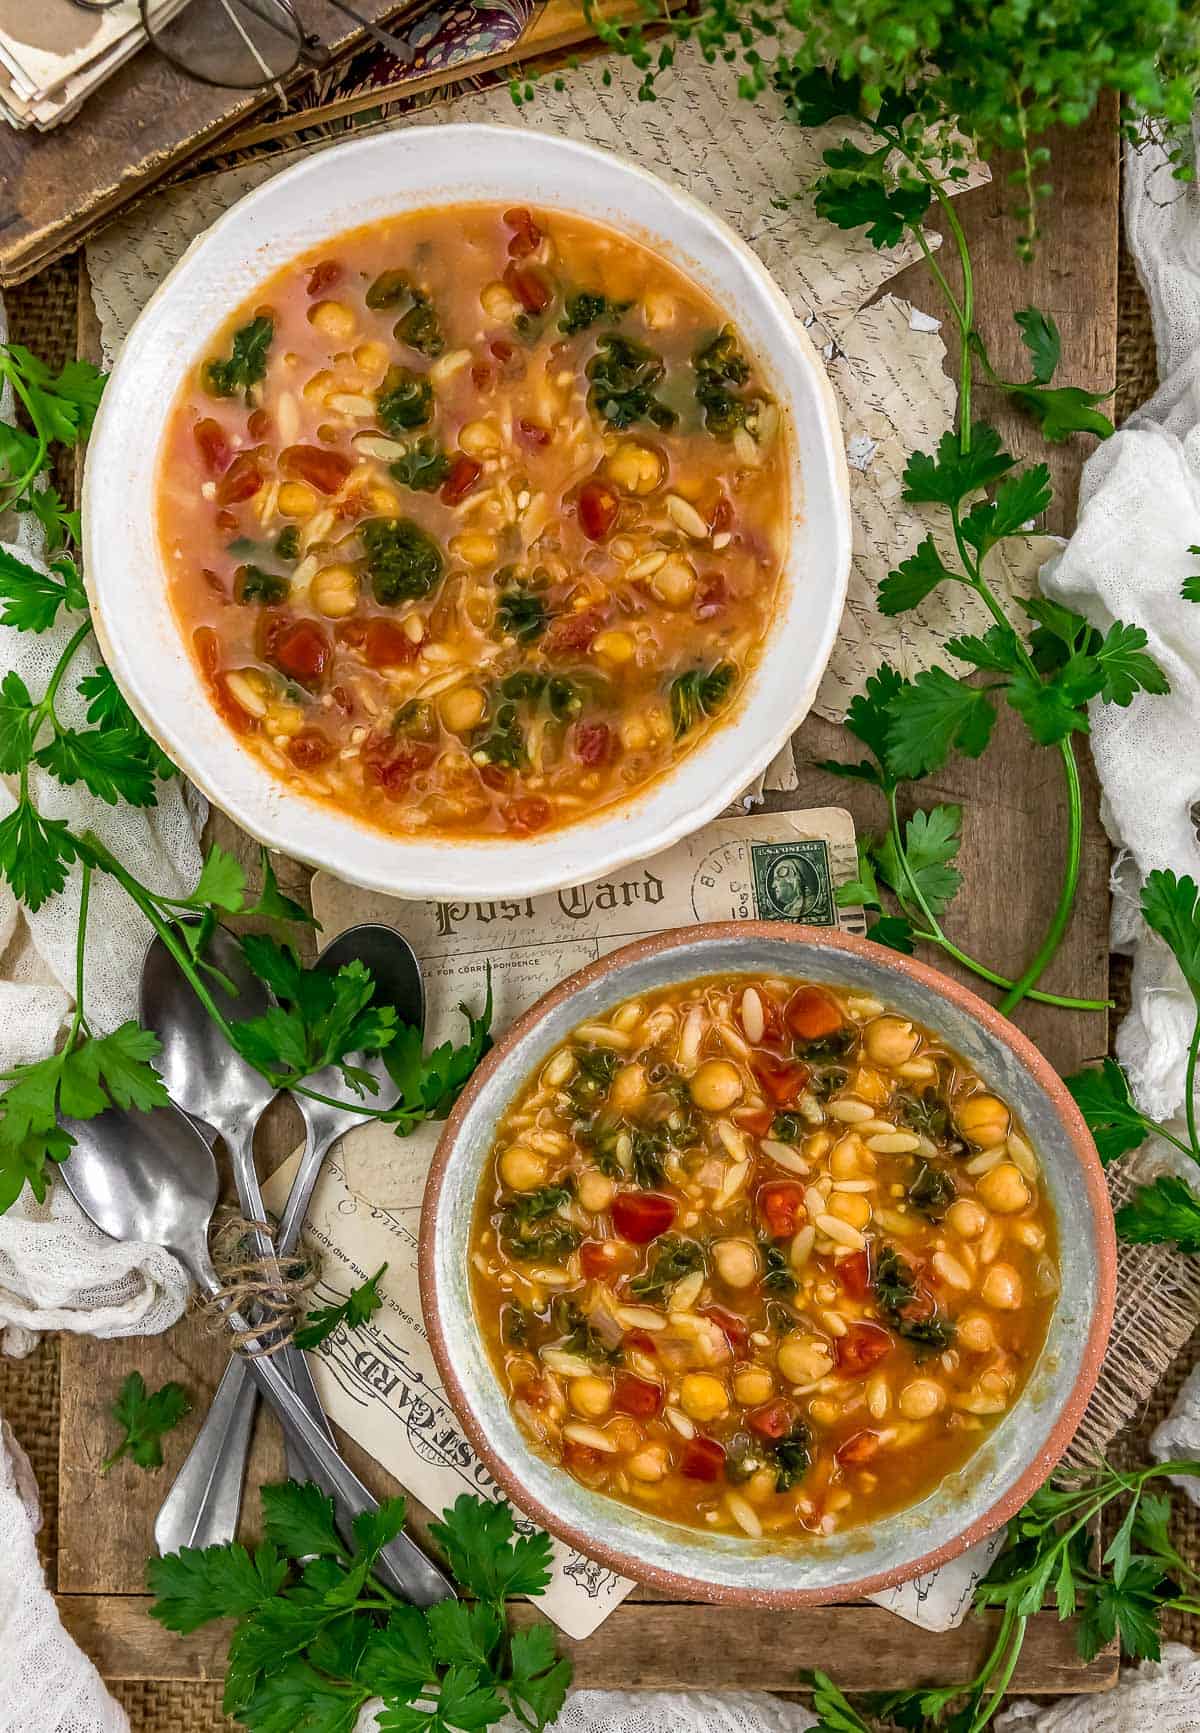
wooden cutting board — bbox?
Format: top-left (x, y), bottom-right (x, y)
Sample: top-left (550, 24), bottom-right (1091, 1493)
top-left (51, 61), bottom-right (1121, 1702)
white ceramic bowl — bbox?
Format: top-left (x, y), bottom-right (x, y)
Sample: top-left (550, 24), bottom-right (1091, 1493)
top-left (84, 124), bottom-right (851, 900)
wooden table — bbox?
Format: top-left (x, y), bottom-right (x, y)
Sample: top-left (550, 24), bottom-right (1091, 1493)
top-left (50, 71), bottom-right (1120, 1708)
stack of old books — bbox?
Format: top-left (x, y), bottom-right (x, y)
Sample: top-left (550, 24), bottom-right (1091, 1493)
top-left (0, 0), bottom-right (181, 131)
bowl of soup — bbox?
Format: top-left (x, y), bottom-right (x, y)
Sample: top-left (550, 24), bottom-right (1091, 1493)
top-left (82, 124), bottom-right (850, 899)
top-left (420, 925), bottom-right (1114, 1603)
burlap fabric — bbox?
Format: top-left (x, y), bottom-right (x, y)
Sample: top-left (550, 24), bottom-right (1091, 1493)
top-left (1, 160), bottom-right (1193, 1733)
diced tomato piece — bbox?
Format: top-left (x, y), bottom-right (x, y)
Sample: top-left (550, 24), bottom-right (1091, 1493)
top-left (754, 1056), bottom-right (810, 1105)
top-left (215, 452), bottom-right (263, 505)
top-left (503, 260), bottom-right (552, 315)
top-left (838, 1250), bottom-right (871, 1299)
top-left (786, 987), bottom-right (845, 1042)
top-left (701, 1305), bottom-right (749, 1348)
top-left (440, 454), bottom-right (482, 505)
top-left (836, 1325), bottom-right (893, 1379)
top-left (270, 620), bottom-right (329, 685)
top-left (680, 1436), bottom-right (725, 1482)
top-left (578, 479), bottom-right (619, 541)
top-left (193, 417), bottom-right (231, 475)
top-left (202, 568), bottom-right (227, 599)
top-left (613, 1371), bottom-right (663, 1418)
top-left (215, 509), bottom-right (239, 533)
top-left (479, 764), bottom-right (510, 792)
top-left (365, 739), bottom-right (436, 796)
top-left (503, 797), bottom-right (552, 835)
top-left (471, 362), bottom-right (494, 392)
top-left (306, 259), bottom-right (342, 295)
top-left (363, 619), bottom-right (421, 668)
top-left (517, 417), bottom-right (551, 448)
top-left (330, 683), bottom-right (355, 716)
top-left (576, 722), bottom-right (612, 767)
top-left (287, 729), bottom-right (334, 769)
top-left (734, 1106), bottom-right (774, 1137)
top-left (710, 495), bottom-right (734, 534)
top-left (247, 408), bottom-right (271, 440)
top-left (491, 338), bottom-right (516, 361)
top-left (836, 1429), bottom-right (881, 1467)
top-left (611, 1191), bottom-right (676, 1244)
top-left (757, 1181), bottom-right (806, 1239)
top-left (564, 1439), bottom-right (605, 1473)
top-left (545, 608), bottom-right (604, 657)
top-left (195, 628), bottom-right (253, 736)
top-left (579, 1239), bottom-right (634, 1280)
top-left (624, 1329), bottom-right (657, 1356)
top-left (281, 443), bottom-right (353, 496)
top-left (336, 494), bottom-right (367, 522)
top-left (504, 206), bottom-right (543, 257)
top-left (695, 574), bottom-right (727, 620)
top-left (748, 1400), bottom-right (795, 1441)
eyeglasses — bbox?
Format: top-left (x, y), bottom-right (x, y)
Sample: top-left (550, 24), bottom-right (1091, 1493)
top-left (68, 0), bottom-right (434, 91)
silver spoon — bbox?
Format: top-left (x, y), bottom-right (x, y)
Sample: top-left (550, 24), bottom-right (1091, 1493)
top-left (142, 920), bottom-right (336, 1553)
top-left (168, 923), bottom-right (424, 1551)
top-left (58, 1100), bottom-right (454, 1608)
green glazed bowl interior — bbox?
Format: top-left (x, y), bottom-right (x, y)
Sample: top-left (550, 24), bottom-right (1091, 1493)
top-left (421, 924), bottom-right (1114, 1604)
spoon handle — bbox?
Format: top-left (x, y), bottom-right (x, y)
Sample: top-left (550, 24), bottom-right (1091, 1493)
top-left (236, 1323), bottom-right (456, 1607)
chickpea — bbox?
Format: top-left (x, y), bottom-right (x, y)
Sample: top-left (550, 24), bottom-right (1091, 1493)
top-left (577, 1169), bottom-right (616, 1213)
top-left (714, 1238), bottom-right (762, 1290)
top-left (608, 443), bottom-right (664, 495)
top-left (310, 563), bottom-right (358, 619)
top-left (439, 685), bottom-right (487, 734)
top-left (352, 340), bottom-right (389, 375)
top-left (593, 629), bottom-right (637, 667)
top-left (650, 553), bottom-right (696, 608)
top-left (947, 1198), bottom-right (988, 1240)
top-left (458, 419), bottom-right (502, 457)
top-left (1010, 1220), bottom-right (1046, 1250)
top-left (689, 1059), bottom-right (744, 1112)
top-left (956, 1093), bottom-right (1010, 1148)
top-left (977, 1162), bottom-right (1031, 1215)
top-left (611, 1063), bottom-right (648, 1113)
top-left (808, 1398), bottom-right (839, 1428)
top-left (499, 1144), bottom-right (547, 1192)
top-left (733, 1365), bottom-right (774, 1406)
top-left (265, 700), bottom-right (303, 738)
top-left (480, 280), bottom-right (521, 322)
top-left (829, 1191), bottom-right (871, 1231)
top-left (957, 1311), bottom-right (995, 1353)
top-left (621, 714), bottom-right (650, 752)
top-left (570, 1376), bottom-right (613, 1419)
top-left (981, 1263), bottom-right (1024, 1310)
top-left (450, 531), bottom-right (498, 568)
top-left (777, 1333), bottom-right (833, 1384)
top-left (744, 1465), bottom-right (779, 1504)
top-left (830, 1137), bottom-right (863, 1179)
top-left (303, 369), bottom-right (336, 404)
top-left (277, 480), bottom-right (319, 519)
top-left (899, 1379), bottom-right (946, 1420)
top-left (679, 1373), bottom-right (729, 1423)
top-left (628, 1443), bottom-right (669, 1482)
top-left (864, 1016), bottom-right (920, 1067)
top-left (309, 300), bottom-right (357, 341)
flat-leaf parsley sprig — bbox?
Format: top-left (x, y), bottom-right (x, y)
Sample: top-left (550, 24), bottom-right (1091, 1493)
top-left (806, 1457), bottom-right (1200, 1733)
top-left (1067, 869), bottom-right (1200, 1253)
top-left (147, 1484), bottom-right (571, 1733)
top-left (0, 342), bottom-right (493, 1216)
top-left (820, 426), bottom-right (1166, 1014)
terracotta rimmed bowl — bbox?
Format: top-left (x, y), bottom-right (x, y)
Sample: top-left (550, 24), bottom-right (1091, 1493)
top-left (421, 924), bottom-right (1115, 1604)
top-left (82, 123), bottom-right (851, 902)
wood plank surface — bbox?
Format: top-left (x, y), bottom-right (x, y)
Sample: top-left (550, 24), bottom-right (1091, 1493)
top-left (55, 37), bottom-right (1119, 1701)
top-left (58, 1596), bottom-right (1118, 1693)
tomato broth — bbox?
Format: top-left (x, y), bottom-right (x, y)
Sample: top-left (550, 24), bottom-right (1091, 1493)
top-left (158, 204), bottom-right (789, 840)
top-left (470, 975), bottom-right (1058, 1541)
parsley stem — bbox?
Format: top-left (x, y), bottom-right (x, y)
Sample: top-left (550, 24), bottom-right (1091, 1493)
top-left (998, 738), bottom-right (1083, 1015)
top-left (0, 355), bottom-right (49, 512)
top-left (1185, 1006), bottom-right (1200, 1161)
top-left (66, 862), bottom-right (91, 1049)
top-left (968, 1610), bottom-right (1027, 1733)
top-left (40, 618), bottom-right (92, 722)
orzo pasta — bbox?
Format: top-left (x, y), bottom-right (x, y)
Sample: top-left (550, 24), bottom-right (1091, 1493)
top-left (470, 975), bottom-right (1057, 1538)
top-left (158, 205), bottom-right (788, 839)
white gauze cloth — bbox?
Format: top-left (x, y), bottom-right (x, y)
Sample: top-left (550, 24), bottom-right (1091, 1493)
top-left (1040, 122), bottom-right (1200, 1543)
top-left (0, 293), bottom-right (195, 1359)
top-left (998, 1643), bottom-right (1200, 1732)
top-left (359, 1693), bottom-right (818, 1733)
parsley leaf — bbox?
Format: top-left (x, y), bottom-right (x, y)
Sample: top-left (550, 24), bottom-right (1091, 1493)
top-left (1063, 1058), bottom-right (1150, 1164)
top-left (815, 142), bottom-right (931, 247)
top-left (1078, 1557), bottom-right (1174, 1662)
top-left (101, 1371), bottom-right (190, 1473)
top-left (147, 1540), bottom-right (289, 1634)
top-left (876, 804), bottom-right (963, 915)
top-left (886, 668), bottom-right (997, 777)
top-left (381, 975), bottom-right (493, 1133)
top-left (261, 1481), bottom-right (346, 1561)
top-left (1141, 869), bottom-right (1200, 1002)
top-left (1092, 620), bottom-right (1171, 707)
top-left (1015, 306), bottom-right (1060, 384)
top-left (0, 797), bottom-right (77, 910)
top-left (902, 424), bottom-right (1014, 510)
top-left (18, 484), bottom-right (80, 553)
top-left (0, 547), bottom-right (87, 631)
top-left (294, 1265), bottom-right (388, 1351)
top-left (76, 665), bottom-right (174, 779)
top-left (1115, 1174), bottom-right (1200, 1253)
top-left (428, 1494), bottom-right (554, 1604)
top-left (1184, 546), bottom-right (1200, 604)
top-left (960, 464), bottom-right (1053, 555)
top-left (205, 316), bottom-right (274, 399)
top-left (233, 935), bottom-right (400, 1089)
top-left (35, 722), bottom-right (160, 808)
top-left (877, 537), bottom-right (961, 615)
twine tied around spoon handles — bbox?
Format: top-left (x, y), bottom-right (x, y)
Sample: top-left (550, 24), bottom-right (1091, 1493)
top-left (197, 1207), bottom-right (320, 1354)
